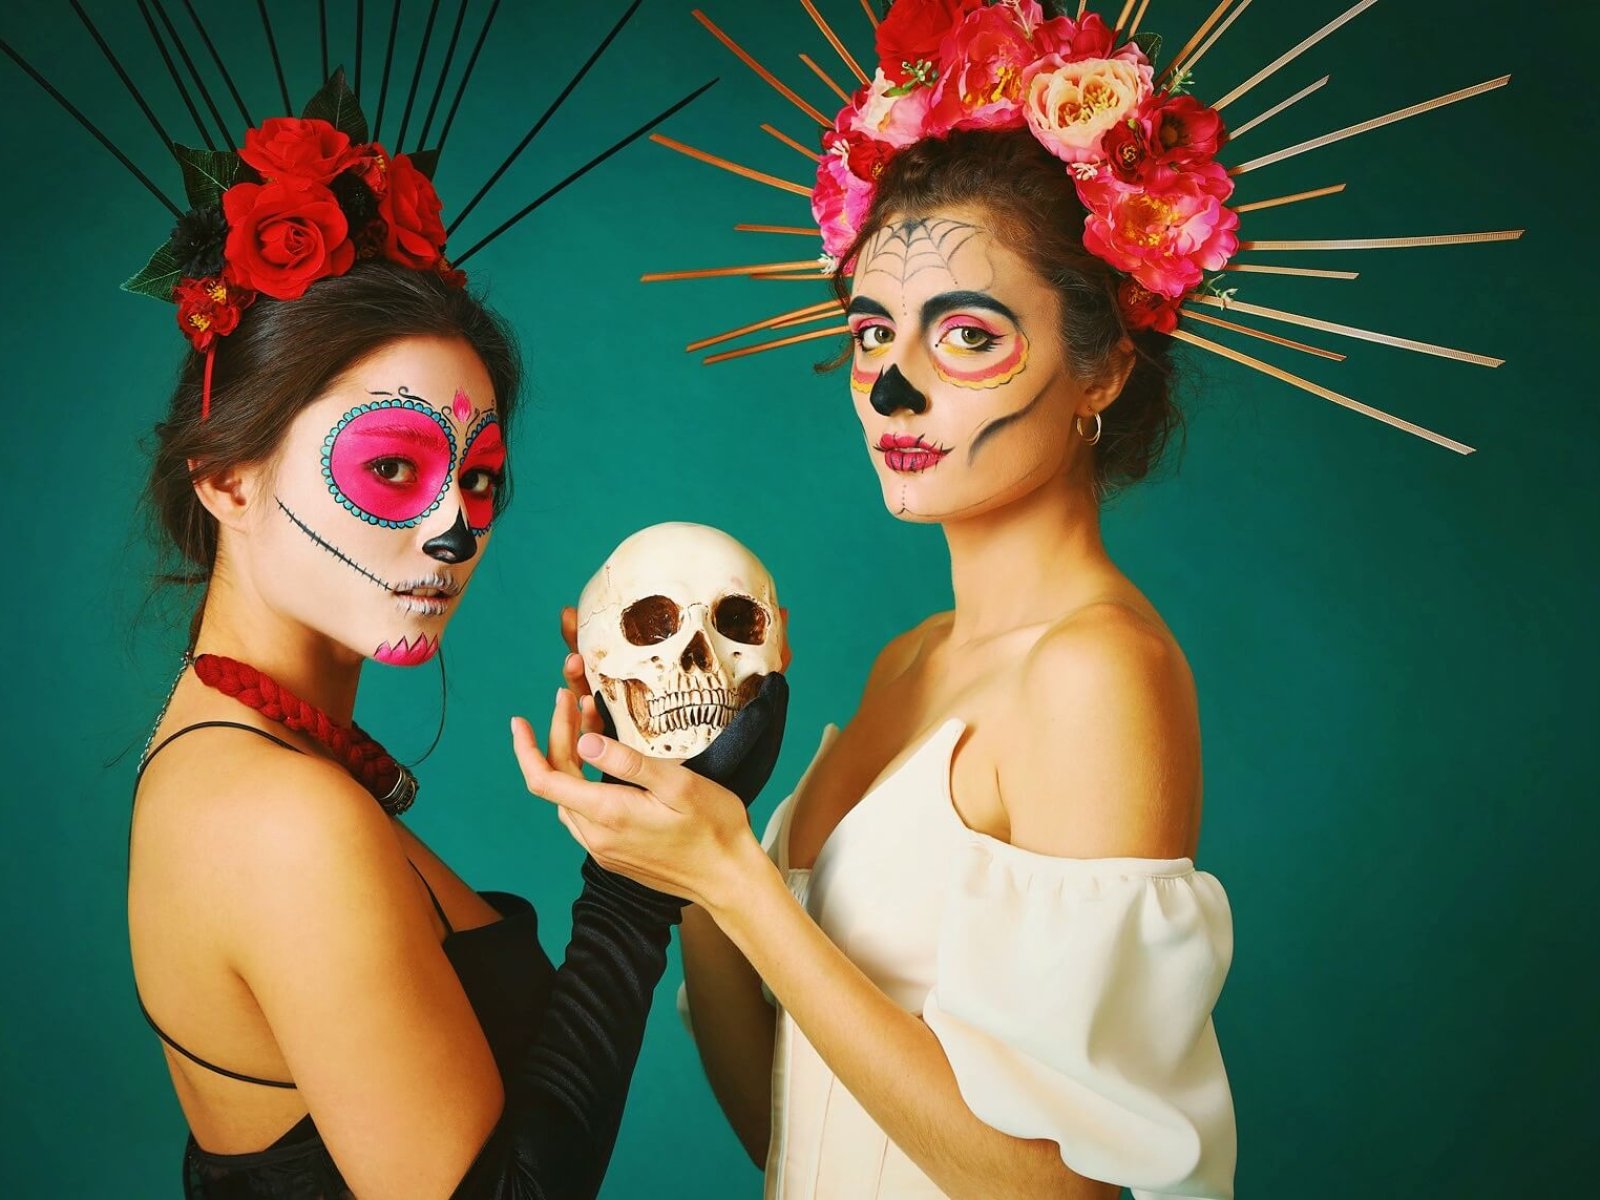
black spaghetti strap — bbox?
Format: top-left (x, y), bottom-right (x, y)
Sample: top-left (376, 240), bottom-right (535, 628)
top-left (138, 720), bottom-right (302, 780)
top-left (138, 995), bottom-right (297, 1089)
top-left (409, 860), bottom-right (454, 936)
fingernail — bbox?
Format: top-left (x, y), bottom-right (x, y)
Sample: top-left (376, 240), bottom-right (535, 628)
top-left (578, 733), bottom-right (603, 759)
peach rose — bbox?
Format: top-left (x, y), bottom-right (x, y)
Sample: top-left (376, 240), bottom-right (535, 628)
top-left (1021, 54), bottom-right (1153, 165)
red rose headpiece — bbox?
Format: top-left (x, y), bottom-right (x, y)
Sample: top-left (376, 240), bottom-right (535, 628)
top-left (4, 5), bottom-right (716, 420)
top-left (643, 0), bottom-right (1522, 455)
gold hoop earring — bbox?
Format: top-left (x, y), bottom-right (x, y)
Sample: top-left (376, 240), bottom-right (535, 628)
top-left (1076, 412), bottom-right (1103, 446)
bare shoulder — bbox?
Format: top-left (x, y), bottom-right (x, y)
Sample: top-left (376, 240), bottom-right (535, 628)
top-left (996, 601), bottom-right (1201, 859)
top-left (131, 734), bottom-right (415, 963)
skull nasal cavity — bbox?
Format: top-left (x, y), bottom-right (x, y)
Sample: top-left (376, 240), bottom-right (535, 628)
top-left (681, 631), bottom-right (713, 671)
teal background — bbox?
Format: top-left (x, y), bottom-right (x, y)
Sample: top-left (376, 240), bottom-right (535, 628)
top-left (1, 1), bottom-right (1595, 1195)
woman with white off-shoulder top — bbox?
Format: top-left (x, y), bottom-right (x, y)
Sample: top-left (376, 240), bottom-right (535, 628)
top-left (516, 125), bottom-right (1236, 1200)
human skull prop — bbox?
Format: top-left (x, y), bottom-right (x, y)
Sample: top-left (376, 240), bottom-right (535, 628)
top-left (577, 523), bottom-right (784, 760)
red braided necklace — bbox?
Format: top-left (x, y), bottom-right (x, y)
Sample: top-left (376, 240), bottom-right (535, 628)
top-left (191, 652), bottom-right (418, 815)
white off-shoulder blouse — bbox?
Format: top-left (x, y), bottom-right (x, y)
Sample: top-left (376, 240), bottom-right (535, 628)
top-left (680, 719), bottom-right (1236, 1199)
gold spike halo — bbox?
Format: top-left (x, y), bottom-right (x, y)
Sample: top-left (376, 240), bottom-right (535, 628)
top-left (638, 3), bottom-right (1520, 452)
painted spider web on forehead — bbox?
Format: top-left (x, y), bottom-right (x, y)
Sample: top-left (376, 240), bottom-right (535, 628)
top-left (857, 218), bottom-right (987, 290)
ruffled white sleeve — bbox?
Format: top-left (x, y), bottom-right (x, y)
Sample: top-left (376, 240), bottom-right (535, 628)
top-left (921, 840), bottom-right (1236, 1200)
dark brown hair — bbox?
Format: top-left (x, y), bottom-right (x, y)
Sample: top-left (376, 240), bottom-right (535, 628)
top-left (832, 126), bottom-right (1183, 500)
top-left (144, 259), bottom-right (521, 622)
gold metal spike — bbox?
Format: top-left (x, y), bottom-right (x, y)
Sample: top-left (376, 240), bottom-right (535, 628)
top-left (688, 299), bottom-right (843, 353)
top-left (1214, 0), bottom-right (1380, 112)
top-left (643, 258), bottom-right (826, 283)
top-left (1114, 2), bottom-right (1139, 35)
top-left (800, 53), bottom-right (852, 105)
top-left (800, 0), bottom-right (869, 86)
top-left (704, 324), bottom-right (852, 365)
top-left (1191, 295), bottom-right (1505, 367)
top-left (1230, 76), bottom-right (1512, 175)
top-left (1223, 263), bottom-right (1359, 280)
top-left (1176, 0), bottom-right (1256, 80)
top-left (859, 0), bottom-right (879, 30)
top-left (1169, 328), bottom-right (1475, 454)
top-left (753, 272), bottom-right (837, 280)
top-left (1127, 0), bottom-right (1155, 39)
top-left (1240, 230), bottom-right (1522, 252)
top-left (1157, 0), bottom-right (1238, 85)
top-left (1181, 308), bottom-right (1346, 361)
top-left (762, 122), bottom-right (822, 161)
top-left (1227, 75), bottom-right (1330, 142)
top-left (652, 133), bottom-right (813, 196)
top-left (1232, 183), bottom-right (1346, 213)
top-left (735, 223), bottom-right (819, 235)
top-left (693, 8), bottom-right (832, 126)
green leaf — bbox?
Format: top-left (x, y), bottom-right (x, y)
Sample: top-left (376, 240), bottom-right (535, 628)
top-left (174, 144), bottom-right (250, 209)
top-left (408, 147), bottom-right (440, 181)
top-left (1132, 31), bottom-right (1163, 66)
top-left (1038, 1), bottom-right (1076, 17)
top-left (122, 237), bottom-right (185, 302)
top-left (301, 67), bottom-right (370, 144)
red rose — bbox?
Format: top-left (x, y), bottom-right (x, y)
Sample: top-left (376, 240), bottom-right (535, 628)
top-left (239, 117), bottom-right (355, 184)
top-left (1147, 94), bottom-right (1226, 166)
top-left (222, 179), bottom-right (355, 300)
top-left (1104, 116), bottom-right (1152, 183)
top-left (846, 136), bottom-right (897, 182)
top-left (876, 0), bottom-right (982, 86)
top-left (1117, 278), bottom-right (1181, 334)
top-left (174, 276), bottom-right (256, 350)
top-left (377, 153), bottom-right (447, 270)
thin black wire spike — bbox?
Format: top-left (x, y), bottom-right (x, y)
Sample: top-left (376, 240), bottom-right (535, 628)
top-left (436, 0), bottom-right (500, 155)
top-left (417, 0), bottom-right (470, 150)
top-left (0, 35), bottom-right (183, 218)
top-left (372, 0), bottom-right (402, 143)
top-left (137, 0), bottom-right (215, 150)
top-left (69, 0), bottom-right (174, 152)
top-left (455, 78), bottom-right (719, 265)
top-left (395, 0), bottom-right (442, 151)
top-left (181, 0), bottom-right (254, 132)
top-left (355, 0), bottom-right (365, 103)
top-left (317, 0), bottom-right (329, 85)
top-left (260, 0), bottom-right (294, 114)
top-left (149, 0), bottom-right (232, 146)
top-left (448, 0), bottom-right (644, 236)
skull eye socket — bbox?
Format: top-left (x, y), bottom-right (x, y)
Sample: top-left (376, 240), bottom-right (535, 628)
top-left (621, 595), bottom-right (681, 645)
top-left (713, 594), bottom-right (769, 645)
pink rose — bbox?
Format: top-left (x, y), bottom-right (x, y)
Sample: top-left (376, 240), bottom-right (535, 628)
top-left (1078, 170), bottom-right (1239, 298)
top-left (1021, 54), bottom-right (1153, 164)
top-left (848, 71), bottom-right (935, 148)
top-left (925, 5), bottom-right (1039, 135)
top-left (812, 133), bottom-right (882, 259)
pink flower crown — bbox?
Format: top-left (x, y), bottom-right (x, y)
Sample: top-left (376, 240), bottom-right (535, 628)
top-left (123, 71), bottom-right (456, 360)
top-left (813, 0), bottom-right (1236, 332)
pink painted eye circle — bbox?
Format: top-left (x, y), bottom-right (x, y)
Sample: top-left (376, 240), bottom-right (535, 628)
top-left (458, 414), bottom-right (505, 535)
top-left (322, 400), bottom-right (457, 528)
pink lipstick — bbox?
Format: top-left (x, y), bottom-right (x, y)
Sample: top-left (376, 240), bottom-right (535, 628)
top-left (876, 432), bottom-right (950, 473)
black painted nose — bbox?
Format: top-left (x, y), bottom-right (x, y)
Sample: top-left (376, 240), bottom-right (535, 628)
top-left (681, 631), bottom-right (713, 671)
top-left (423, 509), bottom-right (478, 564)
top-left (869, 364), bottom-right (928, 416)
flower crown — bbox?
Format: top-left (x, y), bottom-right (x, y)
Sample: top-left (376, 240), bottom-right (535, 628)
top-left (124, 70), bottom-right (455, 358)
top-left (815, 0), bottom-right (1234, 332)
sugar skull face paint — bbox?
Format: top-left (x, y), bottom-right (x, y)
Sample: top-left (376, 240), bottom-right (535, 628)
top-left (237, 336), bottom-right (502, 669)
top-left (846, 210), bottom-right (1094, 523)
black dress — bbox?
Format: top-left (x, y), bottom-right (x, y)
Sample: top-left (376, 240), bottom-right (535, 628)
top-left (132, 721), bottom-right (677, 1200)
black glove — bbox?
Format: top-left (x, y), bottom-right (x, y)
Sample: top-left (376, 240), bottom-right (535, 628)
top-left (580, 672), bottom-right (790, 920)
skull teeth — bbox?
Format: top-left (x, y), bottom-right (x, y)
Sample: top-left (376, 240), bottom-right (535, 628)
top-left (645, 688), bottom-right (736, 734)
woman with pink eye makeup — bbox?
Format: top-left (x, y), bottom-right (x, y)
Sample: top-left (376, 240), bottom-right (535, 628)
top-left (522, 125), bottom-right (1233, 1200)
top-left (129, 260), bottom-right (787, 1199)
